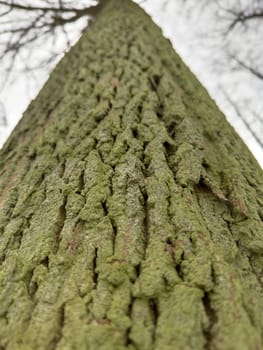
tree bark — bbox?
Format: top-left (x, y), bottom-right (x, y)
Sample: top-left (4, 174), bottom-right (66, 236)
top-left (0, 0), bottom-right (263, 349)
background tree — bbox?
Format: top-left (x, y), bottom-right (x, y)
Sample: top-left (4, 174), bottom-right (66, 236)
top-left (0, 0), bottom-right (263, 349)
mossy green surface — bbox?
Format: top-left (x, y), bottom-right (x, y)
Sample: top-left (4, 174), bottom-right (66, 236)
top-left (0, 0), bottom-right (263, 349)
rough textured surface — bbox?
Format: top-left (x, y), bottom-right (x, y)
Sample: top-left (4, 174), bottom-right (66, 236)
top-left (0, 0), bottom-right (263, 349)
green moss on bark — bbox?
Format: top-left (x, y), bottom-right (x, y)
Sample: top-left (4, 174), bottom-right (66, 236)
top-left (0, 0), bottom-right (263, 349)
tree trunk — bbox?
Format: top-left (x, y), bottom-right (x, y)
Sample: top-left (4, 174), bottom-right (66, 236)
top-left (0, 1), bottom-right (263, 349)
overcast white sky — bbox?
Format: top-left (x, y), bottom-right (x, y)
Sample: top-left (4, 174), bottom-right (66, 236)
top-left (0, 0), bottom-right (262, 167)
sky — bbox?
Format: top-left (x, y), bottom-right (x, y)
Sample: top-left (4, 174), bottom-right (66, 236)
top-left (0, 0), bottom-right (262, 167)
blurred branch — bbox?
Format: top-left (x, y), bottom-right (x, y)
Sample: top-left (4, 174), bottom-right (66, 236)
top-left (214, 0), bottom-right (263, 33)
top-left (0, 1), bottom-right (101, 16)
top-left (0, 0), bottom-right (109, 88)
top-left (221, 87), bottom-right (263, 150)
top-left (226, 9), bottom-right (263, 32)
top-left (0, 102), bottom-right (7, 126)
top-left (230, 55), bottom-right (263, 81)
top-left (162, 1), bottom-right (169, 10)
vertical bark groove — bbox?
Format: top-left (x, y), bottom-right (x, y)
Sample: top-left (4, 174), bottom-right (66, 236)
top-left (202, 291), bottom-right (217, 350)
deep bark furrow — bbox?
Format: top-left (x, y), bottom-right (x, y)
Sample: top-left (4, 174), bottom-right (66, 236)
top-left (142, 191), bottom-right (150, 260)
top-left (53, 197), bottom-right (67, 254)
top-left (149, 298), bottom-right (159, 344)
top-left (202, 291), bottom-right (217, 350)
top-left (92, 248), bottom-right (98, 288)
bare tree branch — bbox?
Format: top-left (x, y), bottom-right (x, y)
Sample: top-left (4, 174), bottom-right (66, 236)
top-left (0, 1), bottom-right (95, 15)
top-left (0, 102), bottom-right (7, 126)
top-left (0, 0), bottom-right (111, 88)
top-left (230, 55), bottom-right (263, 81)
top-left (226, 9), bottom-right (263, 32)
top-left (221, 87), bottom-right (263, 150)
